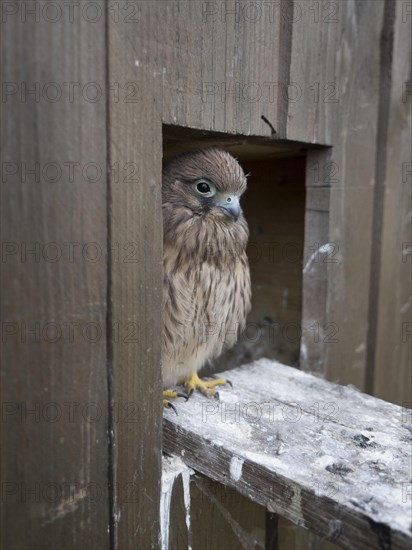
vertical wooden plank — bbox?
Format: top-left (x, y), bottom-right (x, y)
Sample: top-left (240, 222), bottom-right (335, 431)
top-left (301, 148), bottom-right (333, 374)
top-left (190, 475), bottom-right (266, 550)
top-left (323, 1), bottom-right (385, 389)
top-left (373, 1), bottom-right (412, 405)
top-left (365, 0), bottom-right (397, 396)
top-left (1, 2), bottom-right (109, 548)
top-left (277, 516), bottom-right (342, 550)
top-left (288, 0), bottom-right (385, 389)
top-left (282, 2), bottom-right (384, 547)
top-left (107, 1), bottom-right (163, 547)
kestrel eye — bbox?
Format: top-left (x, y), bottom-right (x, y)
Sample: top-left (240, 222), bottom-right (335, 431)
top-left (196, 182), bottom-right (211, 194)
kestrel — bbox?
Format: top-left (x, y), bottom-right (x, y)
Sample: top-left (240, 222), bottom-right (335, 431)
top-left (162, 148), bottom-right (251, 408)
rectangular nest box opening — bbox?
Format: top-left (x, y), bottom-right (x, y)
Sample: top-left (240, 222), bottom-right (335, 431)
top-left (163, 125), bottom-right (327, 373)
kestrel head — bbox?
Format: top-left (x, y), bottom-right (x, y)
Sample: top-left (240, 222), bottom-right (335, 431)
top-left (162, 148), bottom-right (247, 223)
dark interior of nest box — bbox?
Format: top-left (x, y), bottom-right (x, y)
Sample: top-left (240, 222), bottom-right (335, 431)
top-left (163, 125), bottom-right (314, 372)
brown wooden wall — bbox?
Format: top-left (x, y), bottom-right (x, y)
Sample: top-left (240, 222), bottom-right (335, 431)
top-left (1, 1), bottom-right (410, 549)
top-left (157, 0), bottom-right (411, 405)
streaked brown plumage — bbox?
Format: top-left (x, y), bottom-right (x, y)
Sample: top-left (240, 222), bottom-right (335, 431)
top-left (162, 148), bottom-right (251, 391)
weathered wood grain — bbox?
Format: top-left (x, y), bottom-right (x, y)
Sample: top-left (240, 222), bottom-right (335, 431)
top-left (365, 0), bottom-right (397, 397)
top-left (107, 1), bottom-right (164, 547)
top-left (373, 0), bottom-right (412, 405)
top-left (161, 0), bottom-right (282, 137)
top-left (190, 474), bottom-right (266, 550)
top-left (163, 360), bottom-right (412, 550)
top-left (320, 1), bottom-right (386, 390)
top-left (1, 5), bottom-right (109, 549)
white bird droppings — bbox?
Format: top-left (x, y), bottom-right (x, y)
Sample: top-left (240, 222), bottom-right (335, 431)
top-left (230, 456), bottom-right (244, 481)
top-left (161, 456), bottom-right (193, 550)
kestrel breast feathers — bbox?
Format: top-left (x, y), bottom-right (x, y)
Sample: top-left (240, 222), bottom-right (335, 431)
top-left (162, 148), bottom-right (251, 407)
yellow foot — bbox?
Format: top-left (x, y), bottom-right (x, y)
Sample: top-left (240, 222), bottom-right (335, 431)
top-left (163, 389), bottom-right (187, 414)
top-left (185, 372), bottom-right (232, 399)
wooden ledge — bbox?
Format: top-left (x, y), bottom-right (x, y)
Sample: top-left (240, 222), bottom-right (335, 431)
top-left (163, 359), bottom-right (411, 550)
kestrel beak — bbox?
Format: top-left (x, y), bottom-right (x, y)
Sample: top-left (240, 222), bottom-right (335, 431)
top-left (218, 195), bottom-right (241, 221)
